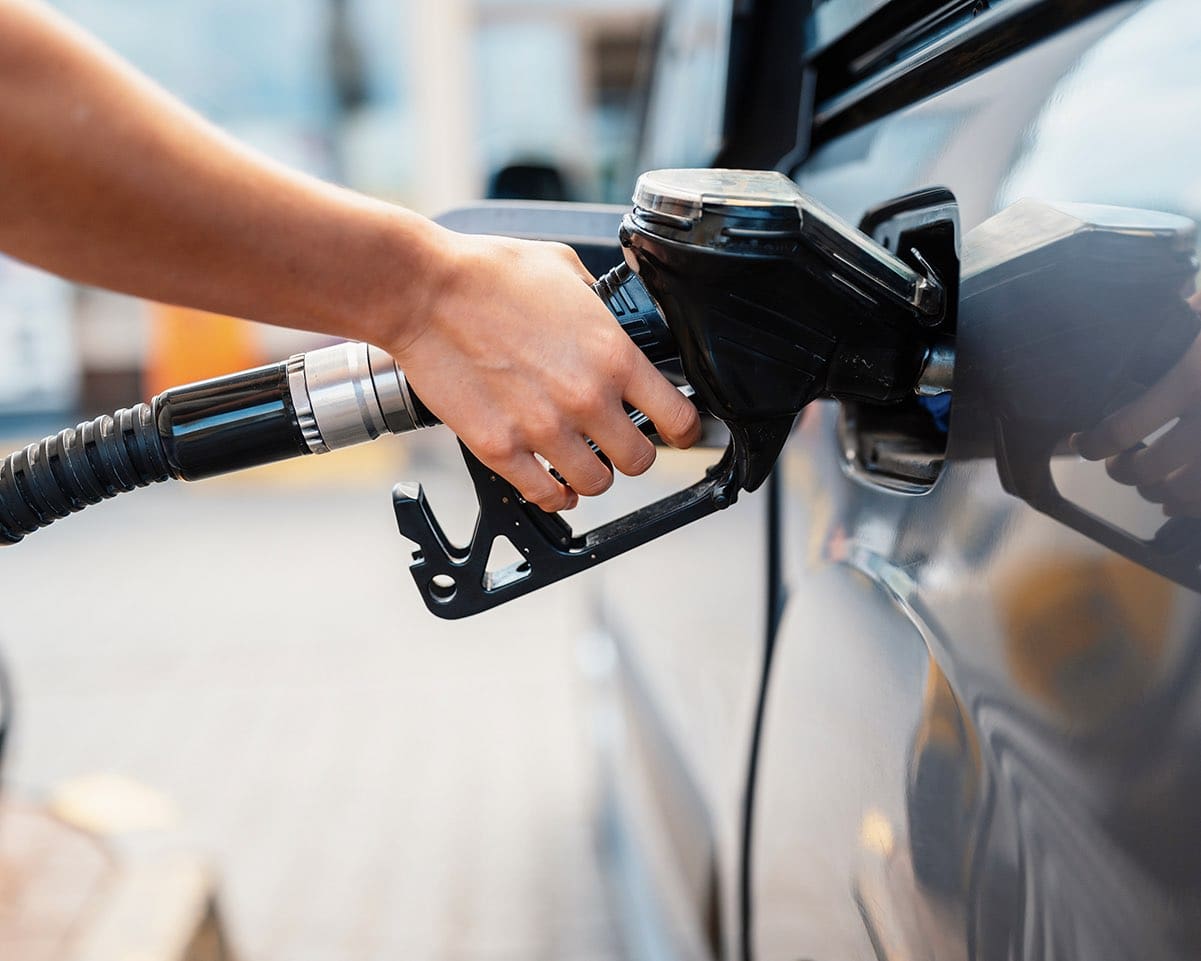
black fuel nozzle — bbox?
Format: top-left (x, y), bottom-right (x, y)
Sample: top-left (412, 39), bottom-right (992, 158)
top-left (394, 170), bottom-right (954, 617)
top-left (618, 169), bottom-right (947, 493)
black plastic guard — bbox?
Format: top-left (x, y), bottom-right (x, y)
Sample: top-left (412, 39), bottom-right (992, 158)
top-left (394, 441), bottom-right (739, 619)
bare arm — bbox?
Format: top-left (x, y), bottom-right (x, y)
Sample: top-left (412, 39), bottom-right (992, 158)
top-left (0, 0), bottom-right (700, 511)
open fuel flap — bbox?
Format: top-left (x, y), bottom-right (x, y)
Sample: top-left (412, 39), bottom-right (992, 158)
top-left (844, 190), bottom-right (1201, 592)
top-left (839, 188), bottom-right (961, 492)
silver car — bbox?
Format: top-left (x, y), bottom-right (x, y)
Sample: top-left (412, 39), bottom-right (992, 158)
top-left (528, 2), bottom-right (1201, 959)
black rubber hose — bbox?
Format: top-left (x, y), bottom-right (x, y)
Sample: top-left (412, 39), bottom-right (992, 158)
top-left (0, 404), bottom-right (171, 545)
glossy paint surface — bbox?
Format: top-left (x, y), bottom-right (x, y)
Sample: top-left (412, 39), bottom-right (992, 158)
top-left (752, 2), bottom-right (1201, 959)
top-left (592, 447), bottom-right (769, 961)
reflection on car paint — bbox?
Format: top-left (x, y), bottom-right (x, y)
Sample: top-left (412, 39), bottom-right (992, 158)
top-left (753, 3), bottom-right (1201, 959)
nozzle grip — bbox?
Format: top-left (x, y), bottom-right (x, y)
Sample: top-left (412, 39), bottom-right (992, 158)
top-left (391, 262), bottom-right (716, 618)
top-left (591, 263), bottom-right (677, 365)
top-left (400, 263), bottom-right (676, 424)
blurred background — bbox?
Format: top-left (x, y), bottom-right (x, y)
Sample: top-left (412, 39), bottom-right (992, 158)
top-left (0, 1), bottom-right (712, 959)
top-left (0, 0), bottom-right (672, 426)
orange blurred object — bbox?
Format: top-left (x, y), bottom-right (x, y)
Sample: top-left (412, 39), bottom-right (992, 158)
top-left (145, 304), bottom-right (261, 397)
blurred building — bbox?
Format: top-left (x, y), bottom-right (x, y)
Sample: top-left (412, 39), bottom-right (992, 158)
top-left (0, 260), bottom-right (78, 420)
top-left (0, 0), bottom-right (663, 419)
top-left (475, 0), bottom-right (662, 204)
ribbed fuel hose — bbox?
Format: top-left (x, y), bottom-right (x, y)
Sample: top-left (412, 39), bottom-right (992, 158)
top-left (0, 405), bottom-right (171, 545)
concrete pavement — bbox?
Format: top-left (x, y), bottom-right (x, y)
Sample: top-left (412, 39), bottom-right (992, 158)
top-left (0, 431), bottom-right (624, 961)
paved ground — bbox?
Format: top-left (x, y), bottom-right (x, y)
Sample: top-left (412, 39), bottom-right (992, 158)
top-left (0, 429), bottom-right (624, 961)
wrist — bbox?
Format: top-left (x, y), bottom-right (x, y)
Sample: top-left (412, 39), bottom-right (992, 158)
top-left (325, 201), bottom-right (459, 354)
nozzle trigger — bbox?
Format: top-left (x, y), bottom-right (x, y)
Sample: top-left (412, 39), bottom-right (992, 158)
top-left (393, 440), bottom-right (739, 619)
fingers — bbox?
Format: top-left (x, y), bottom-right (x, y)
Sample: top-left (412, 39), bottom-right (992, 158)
top-left (472, 415), bottom-right (662, 512)
top-left (473, 429), bottom-right (619, 511)
top-left (1095, 416), bottom-right (1201, 517)
top-left (419, 237), bottom-right (703, 509)
top-left (1074, 333), bottom-right (1201, 460)
top-left (624, 357), bottom-right (702, 450)
top-left (1146, 460), bottom-right (1201, 517)
top-left (540, 435), bottom-right (614, 497)
top-left (583, 407), bottom-right (658, 477)
top-left (1105, 414), bottom-right (1201, 488)
top-left (473, 445), bottom-right (579, 513)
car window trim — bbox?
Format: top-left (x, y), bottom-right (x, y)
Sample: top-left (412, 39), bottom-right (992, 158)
top-left (810, 0), bottom-right (1130, 148)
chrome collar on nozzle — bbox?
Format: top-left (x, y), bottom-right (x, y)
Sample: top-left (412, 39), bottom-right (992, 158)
top-left (286, 342), bottom-right (438, 455)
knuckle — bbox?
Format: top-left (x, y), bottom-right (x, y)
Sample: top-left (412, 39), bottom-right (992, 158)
top-left (1166, 467), bottom-right (1201, 502)
top-left (516, 472), bottom-right (558, 508)
top-left (548, 241), bottom-right (585, 271)
top-left (620, 441), bottom-right (657, 477)
top-left (600, 327), bottom-right (637, 370)
top-left (568, 385), bottom-right (608, 420)
top-left (574, 467), bottom-right (613, 497)
top-left (657, 399), bottom-right (699, 441)
top-left (531, 491), bottom-right (564, 512)
top-left (475, 432), bottom-right (519, 465)
top-left (1130, 457), bottom-right (1165, 489)
top-left (1137, 479), bottom-right (1169, 503)
top-left (1105, 450), bottom-right (1140, 486)
top-left (523, 408), bottom-right (561, 447)
top-left (1162, 488), bottom-right (1201, 517)
top-left (1071, 429), bottom-right (1106, 461)
top-left (1089, 419), bottom-right (1137, 458)
top-left (1113, 413), bottom-right (1157, 450)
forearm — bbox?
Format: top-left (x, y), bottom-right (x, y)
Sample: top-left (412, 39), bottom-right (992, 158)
top-left (0, 0), bottom-right (442, 343)
top-left (0, 1), bottom-right (702, 512)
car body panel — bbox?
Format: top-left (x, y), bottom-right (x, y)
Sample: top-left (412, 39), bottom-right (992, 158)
top-left (592, 451), bottom-right (769, 961)
top-left (439, 6), bottom-right (1201, 957)
top-left (751, 3), bottom-right (1201, 959)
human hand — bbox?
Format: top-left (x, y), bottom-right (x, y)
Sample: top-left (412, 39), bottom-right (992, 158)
top-left (1072, 292), bottom-right (1201, 517)
top-left (0, 0), bottom-right (701, 514)
top-left (387, 230), bottom-right (702, 513)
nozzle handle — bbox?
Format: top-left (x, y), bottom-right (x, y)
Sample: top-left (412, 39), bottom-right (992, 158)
top-left (283, 264), bottom-right (675, 458)
top-left (397, 263), bottom-right (675, 428)
top-left (394, 437), bottom-right (735, 619)
top-left (591, 263), bottom-right (677, 365)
